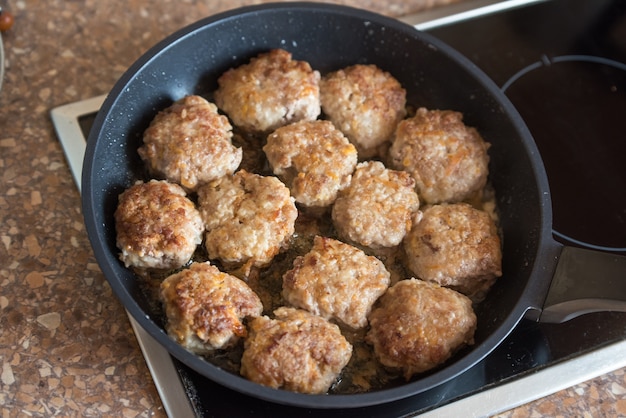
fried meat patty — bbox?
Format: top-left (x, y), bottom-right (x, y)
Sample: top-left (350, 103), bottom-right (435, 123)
top-left (197, 170), bottom-right (298, 268)
top-left (320, 64), bottom-right (406, 156)
top-left (114, 180), bottom-right (203, 270)
top-left (389, 107), bottom-right (490, 204)
top-left (138, 95), bottom-right (242, 191)
top-left (160, 262), bottom-right (263, 354)
top-left (240, 307), bottom-right (352, 394)
top-left (403, 203), bottom-right (502, 302)
top-left (332, 160), bottom-right (420, 249)
top-left (214, 49), bottom-right (321, 134)
top-left (264, 119), bottom-right (358, 208)
top-left (282, 236), bottom-right (390, 329)
top-left (366, 278), bottom-right (476, 379)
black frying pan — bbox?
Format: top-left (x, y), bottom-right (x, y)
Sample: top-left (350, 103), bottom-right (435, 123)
top-left (81, 2), bottom-right (626, 409)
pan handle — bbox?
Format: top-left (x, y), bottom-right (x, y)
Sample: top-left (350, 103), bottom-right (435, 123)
top-left (538, 246), bottom-right (626, 323)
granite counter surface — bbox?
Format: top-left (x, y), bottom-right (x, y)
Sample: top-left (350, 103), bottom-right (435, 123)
top-left (1, 0), bottom-right (625, 416)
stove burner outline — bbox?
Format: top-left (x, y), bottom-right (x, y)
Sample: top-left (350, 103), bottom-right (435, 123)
top-left (553, 230), bottom-right (626, 253)
top-left (501, 54), bottom-right (626, 91)
top-left (501, 54), bottom-right (626, 253)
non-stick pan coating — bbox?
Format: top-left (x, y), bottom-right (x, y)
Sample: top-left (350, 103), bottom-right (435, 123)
top-left (82, 2), bottom-right (555, 408)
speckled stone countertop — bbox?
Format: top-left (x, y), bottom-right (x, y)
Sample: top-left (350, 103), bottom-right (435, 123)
top-left (1, 0), bottom-right (625, 416)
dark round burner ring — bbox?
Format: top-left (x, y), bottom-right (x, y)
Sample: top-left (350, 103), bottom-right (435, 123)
top-left (502, 54), bottom-right (626, 91)
top-left (502, 55), bottom-right (626, 254)
top-left (552, 230), bottom-right (626, 253)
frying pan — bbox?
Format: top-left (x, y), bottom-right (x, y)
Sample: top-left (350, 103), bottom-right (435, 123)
top-left (81, 2), bottom-right (626, 409)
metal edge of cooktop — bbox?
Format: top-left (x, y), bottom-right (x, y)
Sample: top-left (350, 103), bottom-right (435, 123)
top-left (419, 340), bottom-right (626, 417)
top-left (49, 1), bottom-right (626, 416)
top-left (401, 0), bottom-right (548, 30)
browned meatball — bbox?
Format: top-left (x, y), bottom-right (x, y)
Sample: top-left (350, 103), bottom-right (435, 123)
top-left (320, 64), bottom-right (406, 157)
top-left (403, 203), bottom-right (502, 302)
top-left (214, 49), bottom-right (321, 134)
top-left (160, 262), bottom-right (263, 354)
top-left (389, 107), bottom-right (490, 204)
top-left (282, 236), bottom-right (390, 329)
top-left (263, 120), bottom-right (358, 208)
top-left (138, 95), bottom-right (242, 191)
top-left (366, 278), bottom-right (476, 379)
top-left (332, 160), bottom-right (420, 249)
top-left (114, 180), bottom-right (203, 270)
top-left (197, 170), bottom-right (298, 268)
top-left (240, 307), bottom-right (352, 394)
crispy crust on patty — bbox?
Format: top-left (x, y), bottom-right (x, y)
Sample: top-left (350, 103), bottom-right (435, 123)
top-left (282, 236), bottom-right (390, 329)
top-left (240, 307), bottom-right (352, 394)
top-left (214, 49), bottom-right (321, 134)
top-left (320, 64), bottom-right (406, 156)
top-left (332, 160), bottom-right (420, 248)
top-left (366, 278), bottom-right (476, 379)
top-left (403, 203), bottom-right (502, 302)
top-left (138, 95), bottom-right (241, 191)
top-left (389, 107), bottom-right (490, 204)
top-left (114, 180), bottom-right (203, 270)
top-left (160, 262), bottom-right (263, 354)
top-left (264, 119), bottom-right (358, 208)
top-left (197, 170), bottom-right (298, 268)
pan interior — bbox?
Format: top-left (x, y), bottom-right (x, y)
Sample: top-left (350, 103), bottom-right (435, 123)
top-left (82, 2), bottom-right (552, 408)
